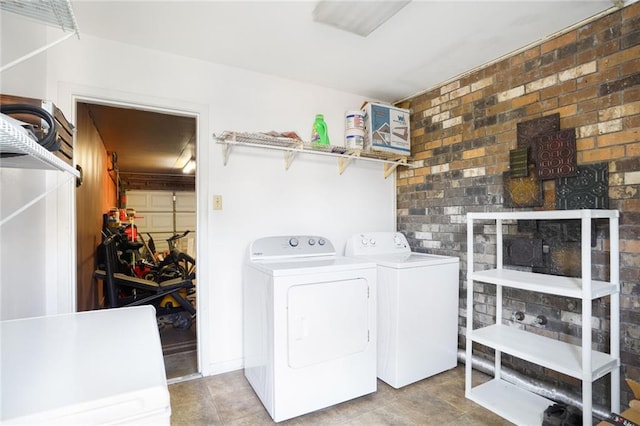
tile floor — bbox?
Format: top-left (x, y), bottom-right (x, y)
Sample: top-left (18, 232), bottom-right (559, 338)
top-left (168, 365), bottom-right (515, 425)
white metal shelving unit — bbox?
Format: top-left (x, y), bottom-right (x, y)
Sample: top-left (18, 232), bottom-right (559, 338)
top-left (0, 113), bottom-right (79, 226)
top-left (465, 209), bottom-right (620, 426)
top-left (0, 0), bottom-right (80, 317)
top-left (0, 115), bottom-right (78, 175)
top-left (1, 0), bottom-right (81, 225)
top-left (214, 131), bottom-right (410, 178)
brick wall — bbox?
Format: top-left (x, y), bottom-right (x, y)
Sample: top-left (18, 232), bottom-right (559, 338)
top-left (397, 2), bottom-right (640, 408)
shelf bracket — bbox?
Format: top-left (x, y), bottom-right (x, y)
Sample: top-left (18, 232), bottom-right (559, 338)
top-left (383, 158), bottom-right (407, 178)
top-left (1, 32), bottom-right (77, 73)
top-left (284, 150), bottom-right (297, 170)
top-left (0, 173), bottom-right (74, 227)
top-left (337, 156), bottom-right (353, 175)
top-left (338, 150), bottom-right (362, 175)
top-left (221, 142), bottom-right (231, 166)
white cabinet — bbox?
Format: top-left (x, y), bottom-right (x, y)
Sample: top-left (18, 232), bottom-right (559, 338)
top-left (465, 209), bottom-right (620, 426)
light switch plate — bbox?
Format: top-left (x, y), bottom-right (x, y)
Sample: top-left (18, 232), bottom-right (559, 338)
top-left (213, 195), bottom-right (223, 210)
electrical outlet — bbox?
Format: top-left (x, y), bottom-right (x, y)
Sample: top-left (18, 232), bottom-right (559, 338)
top-left (213, 195), bottom-right (223, 210)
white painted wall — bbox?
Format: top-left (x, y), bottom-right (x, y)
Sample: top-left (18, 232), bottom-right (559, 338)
top-left (1, 16), bottom-right (396, 376)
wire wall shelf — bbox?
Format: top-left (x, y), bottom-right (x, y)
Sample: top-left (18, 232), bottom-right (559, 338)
top-left (215, 131), bottom-right (410, 178)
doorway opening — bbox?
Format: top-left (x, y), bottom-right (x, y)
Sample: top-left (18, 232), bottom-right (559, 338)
top-left (74, 99), bottom-right (199, 381)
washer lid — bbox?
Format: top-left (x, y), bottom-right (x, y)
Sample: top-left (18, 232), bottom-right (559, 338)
top-left (361, 252), bottom-right (459, 268)
top-left (249, 256), bottom-right (376, 276)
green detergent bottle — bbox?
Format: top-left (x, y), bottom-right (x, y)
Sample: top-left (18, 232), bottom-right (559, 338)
top-left (311, 114), bottom-right (330, 146)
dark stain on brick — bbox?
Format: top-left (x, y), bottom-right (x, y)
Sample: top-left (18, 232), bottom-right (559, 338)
top-left (498, 107), bottom-right (527, 123)
top-left (452, 140), bottom-right (472, 153)
top-left (623, 15), bottom-right (640, 34)
top-left (621, 225), bottom-right (640, 241)
top-left (598, 72), bottom-right (640, 96)
top-left (602, 25), bottom-right (622, 42)
top-left (473, 106), bottom-right (486, 118)
top-left (473, 96), bottom-right (497, 114)
top-left (433, 146), bottom-right (451, 158)
top-left (408, 208), bottom-right (426, 216)
top-left (465, 187), bottom-right (487, 197)
top-left (525, 58), bottom-right (540, 73)
top-left (558, 43), bottom-right (578, 59)
top-left (424, 122), bottom-right (443, 134)
top-left (474, 115), bottom-right (498, 129)
top-left (612, 157), bottom-right (640, 172)
top-left (541, 51), bottom-right (557, 66)
top-left (621, 30), bottom-right (640, 50)
top-left (470, 136), bottom-right (497, 149)
top-left (415, 118), bottom-right (428, 128)
top-left (414, 183), bottom-right (431, 191)
top-left (450, 170), bottom-right (464, 180)
top-left (577, 35), bottom-right (597, 52)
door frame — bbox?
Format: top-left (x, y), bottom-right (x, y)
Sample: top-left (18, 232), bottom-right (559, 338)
top-left (59, 82), bottom-right (211, 378)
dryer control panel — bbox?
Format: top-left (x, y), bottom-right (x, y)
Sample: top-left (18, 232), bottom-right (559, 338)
top-left (345, 232), bottom-right (410, 256)
top-left (250, 235), bottom-right (335, 260)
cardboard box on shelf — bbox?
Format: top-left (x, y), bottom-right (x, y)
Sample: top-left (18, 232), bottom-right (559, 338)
top-left (361, 102), bottom-right (410, 156)
top-left (597, 379), bottom-right (640, 426)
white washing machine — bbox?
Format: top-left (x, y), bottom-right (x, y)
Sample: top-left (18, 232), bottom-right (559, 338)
top-left (243, 235), bottom-right (377, 422)
top-left (346, 232), bottom-right (459, 389)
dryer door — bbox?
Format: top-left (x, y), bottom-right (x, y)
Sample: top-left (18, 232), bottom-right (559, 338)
top-left (287, 278), bottom-right (370, 369)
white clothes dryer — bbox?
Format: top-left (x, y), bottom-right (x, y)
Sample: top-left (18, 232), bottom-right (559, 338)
top-left (346, 232), bottom-right (460, 389)
top-left (243, 235), bottom-right (377, 422)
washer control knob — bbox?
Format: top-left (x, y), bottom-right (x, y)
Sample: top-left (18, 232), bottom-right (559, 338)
top-left (289, 237), bottom-right (299, 247)
top-left (308, 238), bottom-right (316, 246)
top-left (318, 239), bottom-right (326, 246)
top-left (370, 238), bottom-right (376, 246)
top-left (361, 238), bottom-right (368, 246)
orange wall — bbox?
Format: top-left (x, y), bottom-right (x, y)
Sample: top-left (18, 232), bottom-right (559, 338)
top-left (76, 103), bottom-right (117, 311)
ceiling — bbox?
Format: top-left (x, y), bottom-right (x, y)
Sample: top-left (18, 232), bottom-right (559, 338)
top-left (81, 103), bottom-right (196, 175)
top-left (68, 0), bottom-right (624, 176)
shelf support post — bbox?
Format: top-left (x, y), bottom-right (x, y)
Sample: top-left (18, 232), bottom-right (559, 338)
top-left (465, 214), bottom-right (474, 396)
top-left (581, 212), bottom-right (592, 425)
top-left (495, 219), bottom-right (503, 381)
top-left (610, 214), bottom-right (621, 413)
